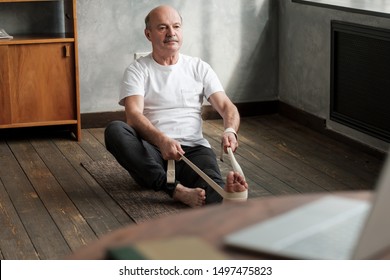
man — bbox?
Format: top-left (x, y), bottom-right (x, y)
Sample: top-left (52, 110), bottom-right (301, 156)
top-left (105, 5), bottom-right (248, 207)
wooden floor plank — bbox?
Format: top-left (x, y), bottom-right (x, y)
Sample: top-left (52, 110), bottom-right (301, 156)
top-left (0, 140), bottom-right (71, 259)
top-left (260, 115), bottom-right (383, 178)
top-left (78, 130), bottom-right (113, 162)
top-left (0, 178), bottom-right (39, 259)
top-left (88, 128), bottom-right (106, 146)
top-left (252, 115), bottom-right (382, 189)
top-left (8, 139), bottom-right (98, 252)
top-left (30, 138), bottom-right (127, 237)
top-left (52, 137), bottom-right (134, 226)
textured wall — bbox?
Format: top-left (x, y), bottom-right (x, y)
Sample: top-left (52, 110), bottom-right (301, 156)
top-left (278, 1), bottom-right (390, 151)
top-left (76, 0), bottom-right (279, 113)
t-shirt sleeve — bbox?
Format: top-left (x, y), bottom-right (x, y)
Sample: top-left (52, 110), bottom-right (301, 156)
top-left (199, 60), bottom-right (225, 100)
top-left (119, 63), bottom-right (145, 106)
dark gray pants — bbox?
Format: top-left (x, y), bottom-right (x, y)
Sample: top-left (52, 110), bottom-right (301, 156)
top-left (104, 121), bottom-right (223, 204)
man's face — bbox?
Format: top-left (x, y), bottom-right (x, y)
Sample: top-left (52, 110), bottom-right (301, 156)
top-left (145, 7), bottom-right (183, 55)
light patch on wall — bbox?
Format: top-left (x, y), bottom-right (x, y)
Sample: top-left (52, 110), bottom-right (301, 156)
top-left (134, 52), bottom-right (151, 60)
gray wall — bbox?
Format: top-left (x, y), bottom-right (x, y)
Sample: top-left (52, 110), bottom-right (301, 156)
top-left (278, 1), bottom-right (390, 152)
top-left (77, 0), bottom-right (279, 113)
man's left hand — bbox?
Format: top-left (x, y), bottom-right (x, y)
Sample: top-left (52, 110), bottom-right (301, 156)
top-left (222, 131), bottom-right (238, 153)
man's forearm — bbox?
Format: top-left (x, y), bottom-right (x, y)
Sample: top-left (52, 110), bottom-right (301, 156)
top-left (222, 104), bottom-right (240, 133)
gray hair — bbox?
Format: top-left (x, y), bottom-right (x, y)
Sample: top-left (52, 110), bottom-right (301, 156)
top-left (144, 13), bottom-right (152, 29)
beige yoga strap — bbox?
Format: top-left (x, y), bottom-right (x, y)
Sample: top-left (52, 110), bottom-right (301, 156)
top-left (167, 147), bottom-right (248, 201)
top-left (167, 158), bottom-right (175, 184)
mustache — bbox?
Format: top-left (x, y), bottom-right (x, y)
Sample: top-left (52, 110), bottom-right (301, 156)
top-left (164, 37), bottom-right (179, 43)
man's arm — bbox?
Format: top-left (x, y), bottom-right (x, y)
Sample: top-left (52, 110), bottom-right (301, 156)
top-left (124, 95), bottom-right (184, 160)
top-left (208, 91), bottom-right (240, 152)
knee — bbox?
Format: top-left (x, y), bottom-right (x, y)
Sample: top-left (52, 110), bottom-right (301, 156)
top-left (104, 121), bottom-right (131, 147)
top-left (105, 120), bottom-right (125, 136)
top-left (105, 120), bottom-right (123, 139)
top-left (105, 121), bottom-right (139, 145)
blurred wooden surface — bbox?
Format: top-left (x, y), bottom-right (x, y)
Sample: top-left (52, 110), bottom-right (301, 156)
top-left (69, 191), bottom-right (384, 260)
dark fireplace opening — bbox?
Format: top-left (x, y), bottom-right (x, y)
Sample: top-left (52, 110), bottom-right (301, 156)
top-left (330, 21), bottom-right (390, 142)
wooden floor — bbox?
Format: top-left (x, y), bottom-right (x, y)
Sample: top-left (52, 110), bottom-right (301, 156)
top-left (0, 114), bottom-right (385, 260)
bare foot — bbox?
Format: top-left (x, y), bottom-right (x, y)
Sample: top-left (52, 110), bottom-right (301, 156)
top-left (173, 184), bottom-right (206, 208)
top-left (224, 171), bottom-right (248, 202)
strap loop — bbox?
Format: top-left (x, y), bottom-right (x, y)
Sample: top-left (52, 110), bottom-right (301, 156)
top-left (224, 127), bottom-right (237, 139)
top-left (167, 159), bottom-right (175, 184)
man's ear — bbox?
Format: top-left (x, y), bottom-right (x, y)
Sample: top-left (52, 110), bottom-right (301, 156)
top-left (144, 29), bottom-right (151, 41)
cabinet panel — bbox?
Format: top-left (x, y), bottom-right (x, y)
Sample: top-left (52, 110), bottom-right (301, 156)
top-left (0, 46), bottom-right (12, 124)
top-left (8, 43), bottom-right (76, 124)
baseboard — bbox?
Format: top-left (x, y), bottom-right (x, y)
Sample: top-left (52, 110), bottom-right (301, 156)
top-left (81, 111), bottom-right (126, 129)
top-left (278, 102), bottom-right (386, 159)
top-left (278, 102), bottom-right (326, 132)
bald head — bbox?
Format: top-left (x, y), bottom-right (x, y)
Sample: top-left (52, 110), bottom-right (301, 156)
top-left (145, 5), bottom-right (182, 30)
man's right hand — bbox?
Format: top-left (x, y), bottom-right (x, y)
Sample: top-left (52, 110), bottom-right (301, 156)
top-left (159, 137), bottom-right (184, 160)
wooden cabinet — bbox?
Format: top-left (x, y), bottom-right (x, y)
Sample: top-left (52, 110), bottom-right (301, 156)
top-left (0, 0), bottom-right (80, 140)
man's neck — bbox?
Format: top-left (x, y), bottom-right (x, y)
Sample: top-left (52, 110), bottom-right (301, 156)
top-left (152, 52), bottom-right (180, 66)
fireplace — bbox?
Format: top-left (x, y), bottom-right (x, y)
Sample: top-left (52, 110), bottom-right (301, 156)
top-left (330, 21), bottom-right (390, 142)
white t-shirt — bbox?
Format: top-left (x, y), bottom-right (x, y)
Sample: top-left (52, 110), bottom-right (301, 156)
top-left (119, 53), bottom-right (224, 148)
